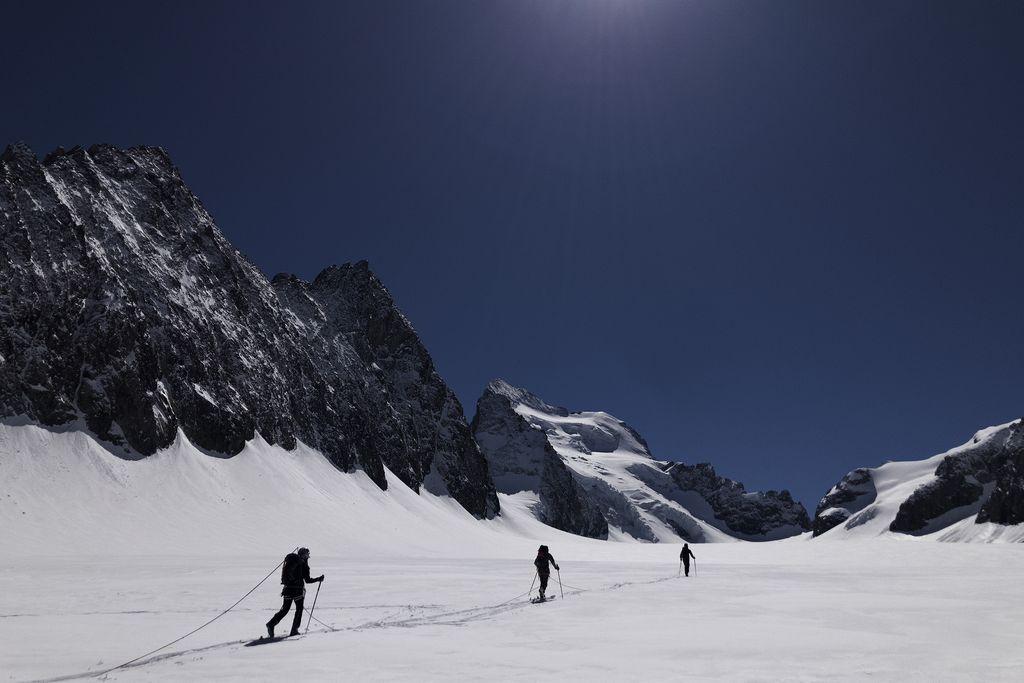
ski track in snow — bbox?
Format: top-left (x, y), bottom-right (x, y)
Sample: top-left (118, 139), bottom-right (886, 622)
top-left (24, 575), bottom-right (683, 682)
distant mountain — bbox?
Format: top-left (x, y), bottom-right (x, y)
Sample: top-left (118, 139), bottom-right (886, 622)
top-left (813, 419), bottom-right (1024, 541)
top-left (0, 142), bottom-right (497, 518)
top-left (471, 380), bottom-right (810, 542)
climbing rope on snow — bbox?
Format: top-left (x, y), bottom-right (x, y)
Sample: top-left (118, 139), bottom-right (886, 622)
top-left (554, 573), bottom-right (678, 594)
top-left (302, 605), bottom-right (338, 632)
top-left (494, 589), bottom-right (534, 606)
top-left (88, 556), bottom-right (288, 678)
top-left (554, 580), bottom-right (588, 592)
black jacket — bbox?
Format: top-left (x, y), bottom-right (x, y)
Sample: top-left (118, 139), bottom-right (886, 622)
top-left (535, 551), bottom-right (559, 575)
top-left (680, 547), bottom-right (695, 562)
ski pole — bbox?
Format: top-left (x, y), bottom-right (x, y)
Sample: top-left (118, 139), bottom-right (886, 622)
top-left (677, 560), bottom-right (682, 578)
top-left (556, 569), bottom-right (564, 599)
top-left (305, 579), bottom-right (322, 634)
top-left (529, 571), bottom-right (537, 598)
top-left (694, 558), bottom-right (697, 576)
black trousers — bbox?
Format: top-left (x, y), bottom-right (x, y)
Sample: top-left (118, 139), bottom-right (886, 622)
top-left (682, 560), bottom-right (690, 576)
top-left (539, 572), bottom-right (549, 595)
top-left (267, 596), bottom-right (304, 634)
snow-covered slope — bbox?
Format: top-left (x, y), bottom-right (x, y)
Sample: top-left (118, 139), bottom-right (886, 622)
top-left (0, 420), bottom-right (599, 559)
top-left (472, 380), bottom-right (810, 542)
top-left (0, 142), bottom-right (496, 517)
top-left (813, 419), bottom-right (1024, 542)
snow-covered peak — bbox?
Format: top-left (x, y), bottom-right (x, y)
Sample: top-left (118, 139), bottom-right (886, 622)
top-left (473, 381), bottom-right (810, 542)
top-left (485, 379), bottom-right (569, 416)
top-left (488, 379), bottom-right (652, 459)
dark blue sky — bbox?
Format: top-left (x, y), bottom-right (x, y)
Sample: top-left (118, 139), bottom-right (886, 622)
top-left (3, 1), bottom-right (1021, 510)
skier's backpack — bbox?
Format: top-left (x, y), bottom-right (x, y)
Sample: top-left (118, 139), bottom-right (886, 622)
top-left (281, 553), bottom-right (303, 585)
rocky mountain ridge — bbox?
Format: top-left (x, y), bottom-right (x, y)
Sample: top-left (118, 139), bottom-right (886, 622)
top-left (0, 142), bottom-right (497, 517)
top-left (813, 419), bottom-right (1024, 539)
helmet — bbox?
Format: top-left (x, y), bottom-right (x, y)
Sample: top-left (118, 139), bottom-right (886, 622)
top-left (297, 547), bottom-right (310, 558)
top-left (539, 545), bottom-right (549, 553)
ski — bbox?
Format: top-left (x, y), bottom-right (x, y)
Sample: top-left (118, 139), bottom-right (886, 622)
top-left (245, 635), bottom-right (302, 647)
top-left (530, 596), bottom-right (555, 604)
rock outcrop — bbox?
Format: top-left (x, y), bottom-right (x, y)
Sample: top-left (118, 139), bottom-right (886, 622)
top-left (812, 468), bottom-right (877, 536)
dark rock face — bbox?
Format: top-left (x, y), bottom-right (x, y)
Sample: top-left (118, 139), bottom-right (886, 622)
top-left (812, 468), bottom-right (877, 537)
top-left (539, 454), bottom-right (609, 538)
top-left (814, 508), bottom-right (851, 535)
top-left (666, 462), bottom-right (811, 537)
top-left (272, 266), bottom-right (498, 518)
top-left (977, 439), bottom-right (1024, 524)
top-left (891, 420), bottom-right (1023, 533)
top-left (0, 143), bottom-right (497, 518)
top-left (471, 382), bottom-right (606, 537)
top-left (975, 422), bottom-right (1024, 525)
top-left (890, 459), bottom-right (986, 534)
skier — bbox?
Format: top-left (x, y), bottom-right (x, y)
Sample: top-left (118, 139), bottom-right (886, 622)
top-left (534, 545), bottom-right (559, 601)
top-left (679, 543), bottom-right (695, 577)
top-left (266, 547), bottom-right (323, 638)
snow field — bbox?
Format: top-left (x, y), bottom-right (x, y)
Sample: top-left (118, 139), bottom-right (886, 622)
top-left (2, 423), bottom-right (1023, 681)
top-left (5, 544), bottom-right (1023, 681)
